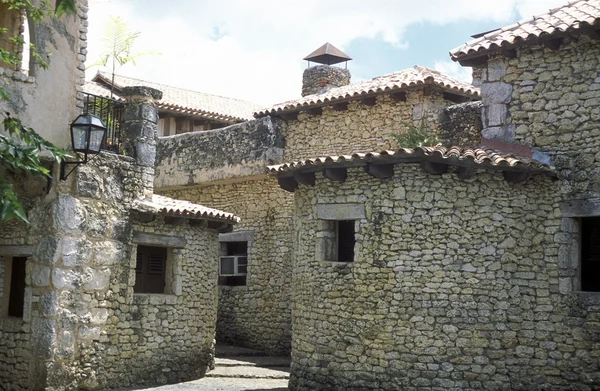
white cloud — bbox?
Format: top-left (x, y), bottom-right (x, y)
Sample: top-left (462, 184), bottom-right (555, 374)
top-left (434, 61), bottom-right (473, 83)
top-left (86, 0), bottom-right (569, 105)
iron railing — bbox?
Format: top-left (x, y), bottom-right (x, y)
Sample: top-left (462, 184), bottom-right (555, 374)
top-left (82, 93), bottom-right (125, 153)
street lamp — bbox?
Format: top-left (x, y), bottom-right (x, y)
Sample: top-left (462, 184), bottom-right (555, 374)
top-left (60, 114), bottom-right (107, 180)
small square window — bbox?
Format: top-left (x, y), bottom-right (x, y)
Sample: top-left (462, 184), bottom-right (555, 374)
top-left (581, 217), bottom-right (600, 292)
top-left (135, 246), bottom-right (167, 294)
top-left (219, 242), bottom-right (247, 286)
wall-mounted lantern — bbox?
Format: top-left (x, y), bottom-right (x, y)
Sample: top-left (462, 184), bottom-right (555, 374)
top-left (60, 114), bottom-right (107, 180)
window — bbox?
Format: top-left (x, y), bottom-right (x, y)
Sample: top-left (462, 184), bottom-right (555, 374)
top-left (135, 246), bottom-right (167, 293)
top-left (219, 241), bottom-right (247, 286)
top-left (336, 220), bottom-right (356, 262)
top-left (581, 217), bottom-right (600, 292)
top-left (0, 4), bottom-right (33, 75)
top-left (1, 256), bottom-right (26, 318)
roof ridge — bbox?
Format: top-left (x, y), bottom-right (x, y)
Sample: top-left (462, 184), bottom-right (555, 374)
top-left (96, 71), bottom-right (261, 106)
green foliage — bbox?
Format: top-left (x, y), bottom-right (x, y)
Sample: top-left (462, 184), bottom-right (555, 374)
top-left (0, 0), bottom-right (74, 223)
top-left (88, 16), bottom-right (158, 96)
top-left (391, 120), bottom-right (440, 148)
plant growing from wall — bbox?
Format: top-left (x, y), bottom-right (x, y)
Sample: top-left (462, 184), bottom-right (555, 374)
top-left (391, 120), bottom-right (440, 148)
top-left (88, 16), bottom-right (157, 97)
top-left (0, 0), bottom-right (75, 223)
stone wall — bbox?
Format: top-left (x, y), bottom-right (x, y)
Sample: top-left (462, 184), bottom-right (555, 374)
top-left (302, 65), bottom-right (351, 97)
top-left (289, 164), bottom-right (599, 390)
top-left (155, 117), bottom-right (284, 190)
top-left (0, 0), bottom-right (87, 149)
top-left (439, 101), bottom-right (483, 147)
top-left (283, 89), bottom-right (456, 161)
top-left (480, 34), bottom-right (600, 199)
top-left (0, 152), bottom-right (221, 390)
top-left (90, 215), bottom-right (218, 389)
top-left (163, 177), bottom-right (293, 355)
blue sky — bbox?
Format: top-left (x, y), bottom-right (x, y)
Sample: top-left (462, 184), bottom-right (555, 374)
top-left (86, 0), bottom-right (567, 106)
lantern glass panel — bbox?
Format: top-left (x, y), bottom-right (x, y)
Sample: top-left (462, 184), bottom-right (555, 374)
top-left (88, 129), bottom-right (105, 153)
top-left (71, 125), bottom-right (88, 152)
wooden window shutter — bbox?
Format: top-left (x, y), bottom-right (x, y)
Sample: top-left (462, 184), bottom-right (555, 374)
top-left (8, 257), bottom-right (27, 317)
top-left (134, 246), bottom-right (167, 293)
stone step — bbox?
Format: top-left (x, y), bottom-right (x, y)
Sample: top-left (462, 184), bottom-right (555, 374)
top-left (206, 366), bottom-right (290, 379)
top-left (215, 356), bottom-right (291, 368)
top-left (216, 344), bottom-right (268, 357)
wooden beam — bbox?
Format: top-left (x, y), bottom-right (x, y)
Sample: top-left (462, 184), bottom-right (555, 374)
top-left (544, 37), bottom-right (563, 50)
top-left (457, 166), bottom-right (475, 179)
top-left (164, 216), bottom-right (186, 225)
top-left (502, 49), bottom-right (517, 59)
top-left (278, 176), bottom-right (298, 192)
top-left (458, 55), bottom-right (489, 67)
top-left (332, 102), bottom-right (349, 111)
top-left (443, 92), bottom-right (470, 104)
top-left (361, 97), bottom-right (377, 106)
top-left (365, 164), bottom-right (394, 179)
top-left (307, 107), bottom-right (323, 116)
top-left (189, 219), bottom-right (208, 227)
top-left (323, 167), bottom-right (347, 182)
top-left (503, 171), bottom-right (531, 183)
top-left (208, 221), bottom-right (233, 233)
top-left (138, 212), bottom-right (156, 223)
top-left (132, 231), bottom-right (187, 248)
top-left (420, 161), bottom-right (449, 175)
top-left (294, 172), bottom-right (316, 186)
top-left (280, 112), bottom-right (298, 121)
top-left (390, 92), bottom-right (407, 102)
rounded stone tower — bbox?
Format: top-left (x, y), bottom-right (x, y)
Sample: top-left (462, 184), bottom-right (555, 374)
top-left (301, 42), bottom-right (352, 96)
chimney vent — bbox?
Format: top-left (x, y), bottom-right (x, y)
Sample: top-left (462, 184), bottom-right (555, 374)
top-left (302, 42), bottom-right (352, 96)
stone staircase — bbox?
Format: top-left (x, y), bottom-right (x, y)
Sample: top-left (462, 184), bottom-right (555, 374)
top-left (202, 344), bottom-right (290, 389)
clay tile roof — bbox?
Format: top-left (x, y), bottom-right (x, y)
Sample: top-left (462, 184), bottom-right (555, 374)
top-left (267, 146), bottom-right (554, 175)
top-left (133, 195), bottom-right (240, 223)
top-left (83, 72), bottom-right (263, 123)
top-left (451, 0), bottom-right (600, 60)
top-left (255, 65), bottom-right (479, 117)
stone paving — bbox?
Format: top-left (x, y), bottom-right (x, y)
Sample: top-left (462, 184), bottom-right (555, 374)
top-left (117, 345), bottom-right (290, 391)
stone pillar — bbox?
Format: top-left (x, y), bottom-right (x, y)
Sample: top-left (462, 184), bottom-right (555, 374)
top-left (480, 56), bottom-right (514, 142)
top-left (121, 86), bottom-right (163, 198)
top-left (302, 65), bottom-right (350, 96)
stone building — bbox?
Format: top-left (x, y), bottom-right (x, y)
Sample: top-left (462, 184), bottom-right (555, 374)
top-left (0, 3), bottom-right (238, 390)
top-left (84, 71), bottom-right (263, 136)
top-left (264, 0), bottom-right (600, 389)
top-left (155, 59), bottom-right (480, 355)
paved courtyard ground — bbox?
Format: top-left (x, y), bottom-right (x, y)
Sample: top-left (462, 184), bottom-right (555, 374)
top-left (123, 345), bottom-right (290, 391)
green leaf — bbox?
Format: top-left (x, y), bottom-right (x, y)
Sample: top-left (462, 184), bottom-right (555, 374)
top-left (55, 0), bottom-right (76, 17)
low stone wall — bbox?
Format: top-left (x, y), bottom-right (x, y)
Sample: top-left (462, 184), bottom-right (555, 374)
top-left (289, 164), bottom-right (599, 390)
top-left (163, 177), bottom-right (293, 355)
top-left (439, 101), bottom-right (483, 147)
top-left (155, 117), bottom-right (285, 189)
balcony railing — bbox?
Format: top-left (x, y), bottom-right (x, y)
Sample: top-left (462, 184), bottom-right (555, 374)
top-left (82, 93), bottom-right (125, 153)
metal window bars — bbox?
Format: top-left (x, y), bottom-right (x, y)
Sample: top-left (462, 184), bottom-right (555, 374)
top-left (82, 93), bottom-right (125, 154)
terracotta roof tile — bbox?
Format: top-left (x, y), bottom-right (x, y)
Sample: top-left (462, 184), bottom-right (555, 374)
top-left (451, 0), bottom-right (600, 60)
top-left (267, 146), bottom-right (554, 175)
top-left (84, 72), bottom-right (263, 123)
top-left (133, 195), bottom-right (240, 223)
top-left (255, 65), bottom-right (479, 117)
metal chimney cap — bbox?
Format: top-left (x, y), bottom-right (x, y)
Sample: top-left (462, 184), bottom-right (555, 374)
top-left (303, 42), bottom-right (352, 65)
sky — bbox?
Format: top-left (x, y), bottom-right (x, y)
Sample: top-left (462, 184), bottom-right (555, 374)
top-left (85, 0), bottom-right (567, 107)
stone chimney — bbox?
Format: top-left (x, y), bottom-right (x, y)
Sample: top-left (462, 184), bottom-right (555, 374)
top-left (302, 42), bottom-right (352, 96)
